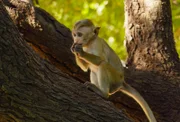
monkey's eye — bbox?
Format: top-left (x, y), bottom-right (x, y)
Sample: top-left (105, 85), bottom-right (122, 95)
top-left (77, 32), bottom-right (83, 37)
top-left (73, 33), bottom-right (76, 37)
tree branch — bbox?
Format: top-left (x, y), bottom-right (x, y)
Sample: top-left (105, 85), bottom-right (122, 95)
top-left (0, 1), bottom-right (132, 122)
top-left (3, 0), bottom-right (180, 121)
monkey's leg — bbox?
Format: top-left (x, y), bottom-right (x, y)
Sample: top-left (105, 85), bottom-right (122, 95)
top-left (83, 68), bottom-right (109, 99)
top-left (90, 71), bottom-right (99, 87)
top-left (120, 83), bottom-right (157, 122)
top-left (88, 71), bottom-right (109, 99)
top-left (84, 82), bottom-right (108, 99)
top-left (97, 62), bottom-right (124, 95)
top-left (96, 62), bottom-right (112, 98)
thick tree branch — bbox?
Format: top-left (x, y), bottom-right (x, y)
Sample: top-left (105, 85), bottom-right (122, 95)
top-left (0, 1), bottom-right (132, 122)
top-left (4, 0), bottom-right (88, 82)
top-left (3, 0), bottom-right (180, 122)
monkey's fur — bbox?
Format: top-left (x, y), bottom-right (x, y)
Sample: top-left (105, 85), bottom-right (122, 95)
top-left (71, 19), bottom-right (156, 122)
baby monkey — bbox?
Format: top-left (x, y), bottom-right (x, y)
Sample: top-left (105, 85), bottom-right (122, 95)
top-left (71, 19), bottom-right (156, 122)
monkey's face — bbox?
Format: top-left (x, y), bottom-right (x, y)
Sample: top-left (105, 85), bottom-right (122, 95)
top-left (72, 26), bottom-right (95, 47)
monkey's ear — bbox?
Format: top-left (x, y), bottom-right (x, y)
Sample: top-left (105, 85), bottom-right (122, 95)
top-left (94, 26), bottom-right (101, 35)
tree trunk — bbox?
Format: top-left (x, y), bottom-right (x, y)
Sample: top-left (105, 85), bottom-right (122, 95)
top-left (124, 0), bottom-right (180, 122)
top-left (125, 0), bottom-right (179, 74)
top-left (0, 1), bottom-right (132, 122)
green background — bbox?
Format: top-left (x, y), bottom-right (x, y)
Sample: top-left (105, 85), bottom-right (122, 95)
top-left (37, 0), bottom-right (180, 60)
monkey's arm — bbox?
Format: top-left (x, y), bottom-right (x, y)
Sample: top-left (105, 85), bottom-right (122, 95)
top-left (75, 55), bottom-right (89, 72)
top-left (74, 44), bottom-right (104, 66)
top-left (79, 52), bottom-right (104, 66)
top-left (71, 45), bottom-right (89, 71)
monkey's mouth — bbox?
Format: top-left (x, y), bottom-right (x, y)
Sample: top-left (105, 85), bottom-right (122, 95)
top-left (71, 43), bottom-right (83, 52)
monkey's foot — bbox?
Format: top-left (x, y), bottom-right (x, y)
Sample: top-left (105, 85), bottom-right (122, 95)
top-left (84, 82), bottom-right (108, 100)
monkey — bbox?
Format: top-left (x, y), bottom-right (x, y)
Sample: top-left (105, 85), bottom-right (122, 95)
top-left (71, 19), bottom-right (157, 122)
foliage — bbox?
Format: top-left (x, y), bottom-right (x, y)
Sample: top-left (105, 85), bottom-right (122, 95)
top-left (171, 0), bottom-right (180, 55)
top-left (37, 0), bottom-right (180, 59)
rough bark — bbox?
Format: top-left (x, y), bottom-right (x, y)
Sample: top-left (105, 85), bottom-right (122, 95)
top-left (3, 1), bottom-right (143, 121)
top-left (125, 0), bottom-right (179, 74)
top-left (124, 0), bottom-right (180, 122)
top-left (0, 1), bottom-right (133, 122)
top-left (2, 0), bottom-right (180, 122)
top-left (4, 0), bottom-right (89, 83)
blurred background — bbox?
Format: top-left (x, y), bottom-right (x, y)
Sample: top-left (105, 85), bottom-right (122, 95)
top-left (37, 0), bottom-right (180, 60)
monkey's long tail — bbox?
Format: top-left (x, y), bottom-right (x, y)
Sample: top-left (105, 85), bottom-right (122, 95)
top-left (120, 83), bottom-right (157, 122)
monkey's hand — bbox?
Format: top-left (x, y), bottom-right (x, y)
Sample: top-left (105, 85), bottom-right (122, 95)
top-left (70, 43), bottom-right (76, 53)
top-left (73, 44), bottom-right (84, 57)
top-left (84, 82), bottom-right (108, 100)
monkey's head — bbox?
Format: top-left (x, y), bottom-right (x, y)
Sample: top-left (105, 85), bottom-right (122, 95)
top-left (72, 19), bottom-right (100, 47)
